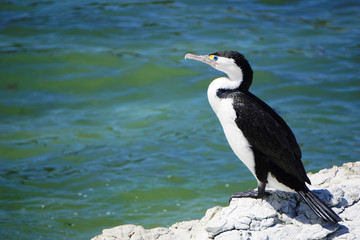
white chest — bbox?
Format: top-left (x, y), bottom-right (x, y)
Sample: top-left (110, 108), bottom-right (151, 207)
top-left (207, 79), bottom-right (256, 178)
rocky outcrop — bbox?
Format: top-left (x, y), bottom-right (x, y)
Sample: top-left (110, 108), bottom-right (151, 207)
top-left (91, 162), bottom-right (360, 240)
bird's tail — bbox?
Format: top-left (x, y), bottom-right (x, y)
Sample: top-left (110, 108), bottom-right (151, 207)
top-left (298, 190), bottom-right (341, 223)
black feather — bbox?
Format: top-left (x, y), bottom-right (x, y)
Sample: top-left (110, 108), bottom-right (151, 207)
top-left (298, 190), bottom-right (341, 223)
top-left (217, 89), bottom-right (310, 189)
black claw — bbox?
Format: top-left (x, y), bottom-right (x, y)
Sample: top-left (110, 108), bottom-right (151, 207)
top-left (229, 189), bottom-right (270, 203)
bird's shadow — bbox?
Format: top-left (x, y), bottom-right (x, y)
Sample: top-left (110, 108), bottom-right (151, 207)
top-left (258, 189), bottom-right (347, 236)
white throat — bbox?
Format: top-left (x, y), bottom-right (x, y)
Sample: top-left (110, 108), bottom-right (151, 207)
top-left (223, 68), bottom-right (244, 83)
top-left (213, 57), bottom-right (244, 83)
top-left (207, 77), bottom-right (239, 115)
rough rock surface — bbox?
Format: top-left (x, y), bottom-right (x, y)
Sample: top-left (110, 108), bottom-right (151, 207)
top-left (91, 162), bottom-right (360, 240)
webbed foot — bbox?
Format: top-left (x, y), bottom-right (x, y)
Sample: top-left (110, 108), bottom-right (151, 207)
top-left (229, 189), bottom-right (270, 203)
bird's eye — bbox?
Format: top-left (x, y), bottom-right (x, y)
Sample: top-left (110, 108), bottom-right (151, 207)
top-left (209, 55), bottom-right (218, 61)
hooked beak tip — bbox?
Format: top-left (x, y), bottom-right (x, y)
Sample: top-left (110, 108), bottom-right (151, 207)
top-left (184, 53), bottom-right (195, 60)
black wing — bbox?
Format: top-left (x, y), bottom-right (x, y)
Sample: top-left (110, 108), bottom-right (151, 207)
top-left (233, 91), bottom-right (310, 184)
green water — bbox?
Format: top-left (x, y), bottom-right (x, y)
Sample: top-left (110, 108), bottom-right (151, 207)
top-left (1, 0), bottom-right (359, 239)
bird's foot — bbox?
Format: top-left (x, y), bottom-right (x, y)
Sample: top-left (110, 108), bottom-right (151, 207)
top-left (229, 189), bottom-right (270, 203)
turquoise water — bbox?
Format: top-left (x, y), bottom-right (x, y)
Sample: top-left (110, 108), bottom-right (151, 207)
top-left (1, 0), bottom-right (359, 239)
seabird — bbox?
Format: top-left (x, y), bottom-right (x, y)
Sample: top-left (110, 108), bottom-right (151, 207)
top-left (185, 51), bottom-right (341, 223)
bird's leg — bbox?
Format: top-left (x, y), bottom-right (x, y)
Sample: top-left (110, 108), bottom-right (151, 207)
top-left (257, 181), bottom-right (269, 198)
top-left (229, 181), bottom-right (270, 202)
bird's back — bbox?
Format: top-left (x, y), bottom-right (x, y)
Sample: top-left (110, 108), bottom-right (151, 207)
top-left (219, 89), bottom-right (310, 187)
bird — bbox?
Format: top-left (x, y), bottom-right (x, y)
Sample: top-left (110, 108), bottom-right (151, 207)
top-left (184, 51), bottom-right (341, 223)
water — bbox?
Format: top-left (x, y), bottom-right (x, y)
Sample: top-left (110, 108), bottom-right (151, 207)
top-left (1, 0), bottom-right (359, 239)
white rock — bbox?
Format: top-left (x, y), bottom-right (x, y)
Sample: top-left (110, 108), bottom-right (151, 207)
top-left (91, 162), bottom-right (360, 240)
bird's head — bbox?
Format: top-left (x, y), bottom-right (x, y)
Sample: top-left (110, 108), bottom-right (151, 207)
top-left (185, 51), bottom-right (253, 91)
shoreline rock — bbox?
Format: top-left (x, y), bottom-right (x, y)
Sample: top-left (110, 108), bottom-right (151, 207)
top-left (91, 162), bottom-right (360, 240)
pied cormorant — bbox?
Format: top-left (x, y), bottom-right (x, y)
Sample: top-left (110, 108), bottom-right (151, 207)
top-left (185, 51), bottom-right (341, 223)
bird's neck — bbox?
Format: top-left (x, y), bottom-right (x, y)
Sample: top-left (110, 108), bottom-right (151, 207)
top-left (208, 77), bottom-right (242, 96)
top-left (226, 69), bottom-right (244, 84)
top-left (207, 77), bottom-right (242, 114)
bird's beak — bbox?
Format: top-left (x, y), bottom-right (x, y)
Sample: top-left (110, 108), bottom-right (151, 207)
top-left (184, 53), bottom-right (217, 68)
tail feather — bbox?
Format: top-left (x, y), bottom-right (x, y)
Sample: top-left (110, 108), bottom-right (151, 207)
top-left (298, 190), bottom-right (341, 223)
